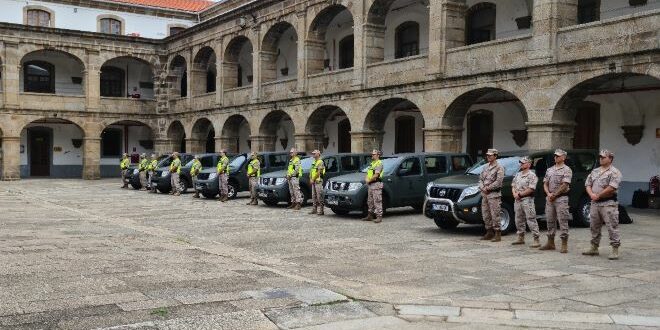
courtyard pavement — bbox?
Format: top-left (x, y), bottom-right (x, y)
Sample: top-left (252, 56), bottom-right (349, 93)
top-left (1, 179), bottom-right (660, 330)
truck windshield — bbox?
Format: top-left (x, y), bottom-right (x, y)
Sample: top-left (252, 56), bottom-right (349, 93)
top-left (466, 156), bottom-right (522, 177)
top-left (300, 157), bottom-right (314, 171)
top-left (230, 155), bottom-right (247, 170)
top-left (360, 157), bottom-right (397, 174)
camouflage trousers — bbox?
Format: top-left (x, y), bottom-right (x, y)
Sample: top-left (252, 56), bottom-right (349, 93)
top-left (311, 181), bottom-right (324, 207)
top-left (218, 173), bottom-right (228, 196)
top-left (170, 172), bottom-right (182, 193)
top-left (590, 203), bottom-right (620, 247)
top-left (514, 197), bottom-right (540, 238)
top-left (147, 171), bottom-right (155, 189)
top-left (546, 197), bottom-right (570, 238)
top-left (367, 182), bottom-right (383, 217)
top-left (192, 176), bottom-right (199, 193)
top-left (121, 169), bottom-right (130, 185)
top-left (288, 177), bottom-right (303, 204)
top-left (139, 171), bottom-right (147, 189)
top-left (248, 176), bottom-right (258, 200)
top-left (482, 196), bottom-right (502, 231)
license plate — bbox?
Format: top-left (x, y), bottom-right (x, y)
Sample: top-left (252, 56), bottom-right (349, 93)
top-left (196, 184), bottom-right (203, 189)
top-left (327, 199), bottom-right (338, 205)
top-left (258, 192), bottom-right (268, 198)
top-left (432, 204), bottom-right (449, 211)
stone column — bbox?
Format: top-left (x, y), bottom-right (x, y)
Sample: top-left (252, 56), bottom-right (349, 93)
top-left (296, 11), bottom-right (308, 94)
top-left (351, 1), bottom-right (366, 88)
top-left (304, 40), bottom-right (325, 76)
top-left (251, 27), bottom-right (262, 101)
top-left (350, 131), bottom-right (384, 153)
top-left (259, 50), bottom-right (277, 83)
top-left (293, 133), bottom-right (323, 152)
top-left (364, 23), bottom-right (386, 65)
top-left (154, 138), bottom-right (172, 155)
top-left (530, 0), bottom-right (578, 61)
top-left (215, 61), bottom-right (223, 106)
top-left (423, 127), bottom-right (464, 152)
top-left (190, 67), bottom-right (206, 97)
top-left (1, 136), bottom-right (21, 180)
top-left (2, 41), bottom-right (20, 109)
top-left (526, 121), bottom-right (575, 151)
top-left (428, 0), bottom-right (467, 76)
top-left (216, 136), bottom-right (237, 153)
top-left (82, 137), bottom-right (101, 179)
top-left (85, 50), bottom-right (100, 111)
top-left (250, 135), bottom-right (276, 152)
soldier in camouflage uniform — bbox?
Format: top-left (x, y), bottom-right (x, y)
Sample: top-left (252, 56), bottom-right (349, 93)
top-left (286, 148), bottom-right (303, 210)
top-left (217, 149), bottom-right (230, 202)
top-left (583, 149), bottom-right (622, 260)
top-left (246, 152), bottom-right (261, 205)
top-left (540, 149), bottom-right (573, 253)
top-left (309, 150), bottom-right (325, 215)
top-left (138, 153), bottom-right (148, 191)
top-left (190, 155), bottom-right (203, 199)
top-left (479, 149), bottom-right (505, 242)
top-left (361, 149), bottom-right (384, 223)
top-left (511, 156), bottom-right (541, 247)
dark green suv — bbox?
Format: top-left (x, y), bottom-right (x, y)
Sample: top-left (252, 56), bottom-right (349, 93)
top-left (424, 149), bottom-right (604, 233)
top-left (324, 153), bottom-right (473, 215)
top-left (257, 153), bottom-right (371, 206)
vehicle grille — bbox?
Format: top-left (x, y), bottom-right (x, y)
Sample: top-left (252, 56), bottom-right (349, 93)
top-left (261, 178), bottom-right (276, 186)
top-left (429, 187), bottom-right (462, 202)
top-left (327, 181), bottom-right (348, 191)
top-left (197, 173), bottom-right (210, 180)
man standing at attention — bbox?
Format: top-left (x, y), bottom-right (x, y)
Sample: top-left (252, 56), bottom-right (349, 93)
top-left (309, 150), bottom-right (325, 215)
top-left (361, 150), bottom-right (384, 224)
top-left (511, 156), bottom-right (541, 247)
top-left (217, 149), bottom-right (230, 202)
top-left (287, 148), bottom-right (303, 210)
top-left (190, 155), bottom-right (203, 199)
top-left (479, 149), bottom-right (505, 242)
top-left (120, 153), bottom-right (130, 189)
top-left (246, 152), bottom-right (260, 205)
top-left (540, 149), bottom-right (573, 253)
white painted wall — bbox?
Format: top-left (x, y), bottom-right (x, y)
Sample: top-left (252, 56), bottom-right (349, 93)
top-left (238, 42), bottom-right (253, 86)
top-left (238, 120), bottom-right (251, 153)
top-left (324, 9), bottom-right (353, 71)
top-left (466, 0), bottom-right (532, 40)
top-left (20, 123), bottom-right (84, 166)
top-left (323, 113), bottom-right (345, 154)
top-left (102, 57), bottom-right (155, 99)
top-left (460, 101), bottom-right (528, 153)
top-left (20, 51), bottom-right (84, 95)
top-left (274, 119), bottom-right (295, 152)
top-left (383, 0), bottom-right (429, 60)
top-left (99, 125), bottom-right (154, 165)
top-left (275, 26), bottom-right (298, 80)
top-left (600, 0), bottom-right (660, 20)
top-left (382, 110), bottom-right (425, 155)
top-left (0, 0), bottom-right (195, 39)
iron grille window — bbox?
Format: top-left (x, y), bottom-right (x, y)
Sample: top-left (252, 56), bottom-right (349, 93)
top-left (24, 61), bottom-right (55, 93)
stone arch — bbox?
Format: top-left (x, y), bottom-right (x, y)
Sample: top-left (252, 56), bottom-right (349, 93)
top-left (306, 105), bottom-right (352, 153)
top-left (307, 4), bottom-right (355, 74)
top-left (166, 120), bottom-right (186, 153)
top-left (366, 0), bottom-right (429, 62)
top-left (261, 21), bottom-right (298, 82)
top-left (361, 97), bottom-right (426, 154)
top-left (18, 46), bottom-right (86, 69)
top-left (190, 117), bottom-right (216, 153)
top-left (192, 46), bottom-right (217, 95)
top-left (20, 49), bottom-right (86, 95)
top-left (223, 35), bottom-right (253, 89)
top-left (257, 110), bottom-right (295, 152)
top-left (466, 2), bottom-right (496, 45)
top-left (221, 114), bottom-right (252, 153)
top-left (100, 56), bottom-right (156, 99)
top-left (169, 55), bottom-right (188, 98)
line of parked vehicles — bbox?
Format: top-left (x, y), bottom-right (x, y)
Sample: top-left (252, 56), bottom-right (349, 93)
top-left (125, 149), bottom-right (632, 232)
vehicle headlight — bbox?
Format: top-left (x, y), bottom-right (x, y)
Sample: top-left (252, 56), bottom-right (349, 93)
top-left (458, 186), bottom-right (480, 203)
top-left (161, 170), bottom-right (169, 177)
top-left (347, 182), bottom-right (363, 191)
top-left (275, 178), bottom-right (287, 185)
top-left (133, 169), bottom-right (139, 175)
top-left (208, 172), bottom-right (217, 180)
top-left (426, 182), bottom-right (434, 195)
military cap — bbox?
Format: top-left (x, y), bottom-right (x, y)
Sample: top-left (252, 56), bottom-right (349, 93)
top-left (312, 149), bottom-right (321, 155)
top-left (553, 149), bottom-right (567, 156)
top-left (599, 149), bottom-right (615, 158)
top-left (519, 156), bottom-right (532, 164)
top-left (486, 148), bottom-right (498, 155)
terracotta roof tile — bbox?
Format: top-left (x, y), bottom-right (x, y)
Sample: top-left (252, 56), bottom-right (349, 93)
top-left (107, 0), bottom-right (214, 12)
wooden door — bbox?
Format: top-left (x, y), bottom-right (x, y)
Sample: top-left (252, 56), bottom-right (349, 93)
top-left (29, 128), bottom-right (51, 176)
top-left (573, 101), bottom-right (600, 150)
top-left (395, 115), bottom-right (416, 154)
top-left (337, 118), bottom-right (351, 153)
top-left (467, 110), bottom-right (493, 162)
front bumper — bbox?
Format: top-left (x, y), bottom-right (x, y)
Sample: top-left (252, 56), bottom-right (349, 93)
top-left (196, 178), bottom-right (219, 194)
top-left (424, 196), bottom-right (483, 224)
top-left (324, 190), bottom-right (364, 211)
top-left (257, 184), bottom-right (289, 202)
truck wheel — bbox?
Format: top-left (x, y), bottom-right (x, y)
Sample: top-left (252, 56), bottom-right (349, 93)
top-left (434, 217), bottom-right (459, 230)
top-left (330, 208), bottom-right (350, 216)
top-left (263, 199), bottom-right (278, 207)
top-left (227, 183), bottom-right (237, 199)
top-left (180, 179), bottom-right (189, 194)
top-left (158, 187), bottom-right (170, 194)
top-left (131, 182), bottom-right (141, 190)
top-left (573, 196), bottom-right (591, 227)
top-left (500, 203), bottom-right (515, 234)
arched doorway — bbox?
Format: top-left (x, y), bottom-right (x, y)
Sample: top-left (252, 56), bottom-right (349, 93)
top-left (169, 55), bottom-right (187, 98)
top-left (366, 0), bottom-right (429, 62)
top-left (20, 118), bottom-right (85, 178)
top-left (305, 105), bottom-right (351, 153)
top-left (20, 50), bottom-right (85, 95)
top-left (221, 115), bottom-right (251, 153)
top-left (224, 36), bottom-right (253, 89)
top-left (262, 22), bottom-right (298, 82)
top-left (101, 56), bottom-right (155, 99)
top-left (100, 120), bottom-right (155, 177)
top-left (192, 47), bottom-right (217, 95)
top-left (307, 5), bottom-right (354, 74)
top-left (258, 111), bottom-right (294, 152)
top-left (167, 121), bottom-right (186, 153)
top-left (363, 98), bottom-right (425, 155)
top-left (191, 118), bottom-right (215, 153)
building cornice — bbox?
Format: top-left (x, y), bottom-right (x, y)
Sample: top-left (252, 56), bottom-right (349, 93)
top-left (32, 0), bottom-right (200, 20)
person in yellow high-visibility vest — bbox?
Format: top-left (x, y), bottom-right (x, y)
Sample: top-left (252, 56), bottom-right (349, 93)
top-left (217, 149), bottom-right (231, 202)
top-left (309, 150), bottom-right (326, 215)
top-left (246, 152), bottom-right (261, 205)
top-left (120, 153), bottom-right (131, 189)
top-left (361, 149), bottom-right (384, 223)
top-left (148, 154), bottom-right (158, 193)
top-left (170, 152), bottom-right (183, 196)
top-left (190, 155), bottom-right (203, 198)
top-left (287, 148), bottom-right (304, 210)
top-left (138, 153), bottom-right (148, 191)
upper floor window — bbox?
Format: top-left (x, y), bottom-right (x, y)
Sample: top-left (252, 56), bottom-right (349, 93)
top-left (24, 61), bottom-right (55, 93)
top-left (338, 35), bottom-right (354, 69)
top-left (578, 0), bottom-right (600, 24)
top-left (466, 3), bottom-right (496, 45)
top-left (100, 18), bottom-right (122, 35)
top-left (169, 26), bottom-right (185, 36)
top-left (26, 9), bottom-right (51, 27)
top-left (395, 21), bottom-right (420, 59)
top-left (100, 66), bottom-right (125, 97)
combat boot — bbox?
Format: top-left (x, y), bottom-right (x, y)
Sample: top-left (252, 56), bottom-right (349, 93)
top-left (361, 213), bottom-right (374, 221)
top-left (530, 237), bottom-right (541, 248)
top-left (193, 192), bottom-right (200, 198)
top-left (309, 206), bottom-right (318, 215)
top-left (582, 244), bottom-right (599, 256)
top-left (374, 216), bottom-right (382, 223)
top-left (251, 199), bottom-right (258, 206)
top-left (511, 234), bottom-right (525, 245)
top-left (539, 235), bottom-right (555, 250)
top-left (318, 207), bottom-right (324, 216)
top-left (174, 191), bottom-right (180, 196)
top-left (287, 203), bottom-right (295, 209)
top-left (480, 229), bottom-right (494, 240)
top-left (608, 246), bottom-right (619, 260)
top-left (169, 190), bottom-right (175, 195)
top-left (560, 237), bottom-right (568, 253)
top-left (294, 203), bottom-right (302, 210)
top-left (222, 195), bottom-right (229, 202)
top-left (491, 230), bottom-right (501, 242)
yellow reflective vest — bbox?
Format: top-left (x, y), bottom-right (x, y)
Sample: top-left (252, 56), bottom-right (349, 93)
top-left (120, 158), bottom-right (130, 170)
top-left (170, 158), bottom-right (182, 174)
top-left (217, 155), bottom-right (230, 174)
top-left (148, 159), bottom-right (158, 171)
top-left (247, 159), bottom-right (260, 177)
top-left (190, 159), bottom-right (202, 176)
top-left (287, 156), bottom-right (302, 177)
top-left (366, 159), bottom-right (383, 181)
top-left (310, 159), bottom-right (325, 183)
top-left (138, 158), bottom-right (148, 172)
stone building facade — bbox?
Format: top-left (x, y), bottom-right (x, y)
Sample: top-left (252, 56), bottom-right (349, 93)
top-left (0, 0), bottom-right (659, 204)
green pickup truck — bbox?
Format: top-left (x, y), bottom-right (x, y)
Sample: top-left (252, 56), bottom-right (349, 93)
top-left (324, 153), bottom-right (473, 215)
top-left (424, 149), bottom-right (631, 233)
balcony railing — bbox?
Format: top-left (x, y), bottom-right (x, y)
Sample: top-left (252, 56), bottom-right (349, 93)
top-left (168, 97), bottom-right (189, 112)
top-left (20, 93), bottom-right (86, 111)
top-left (445, 34), bottom-right (533, 78)
top-left (261, 78), bottom-right (298, 101)
top-left (223, 86), bottom-right (252, 107)
top-left (100, 97), bottom-right (156, 113)
top-left (192, 92), bottom-right (217, 110)
top-left (366, 55), bottom-right (428, 88)
top-left (307, 68), bottom-right (354, 95)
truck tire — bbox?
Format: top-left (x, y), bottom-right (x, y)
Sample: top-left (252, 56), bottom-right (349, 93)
top-left (227, 183), bottom-right (237, 199)
top-left (573, 196), bottom-right (591, 227)
top-left (263, 199), bottom-right (279, 206)
top-left (434, 217), bottom-right (459, 230)
top-left (330, 207), bottom-right (350, 216)
top-left (500, 203), bottom-right (515, 234)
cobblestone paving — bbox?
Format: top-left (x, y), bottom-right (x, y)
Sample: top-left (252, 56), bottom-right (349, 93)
top-left (1, 179), bottom-right (660, 329)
